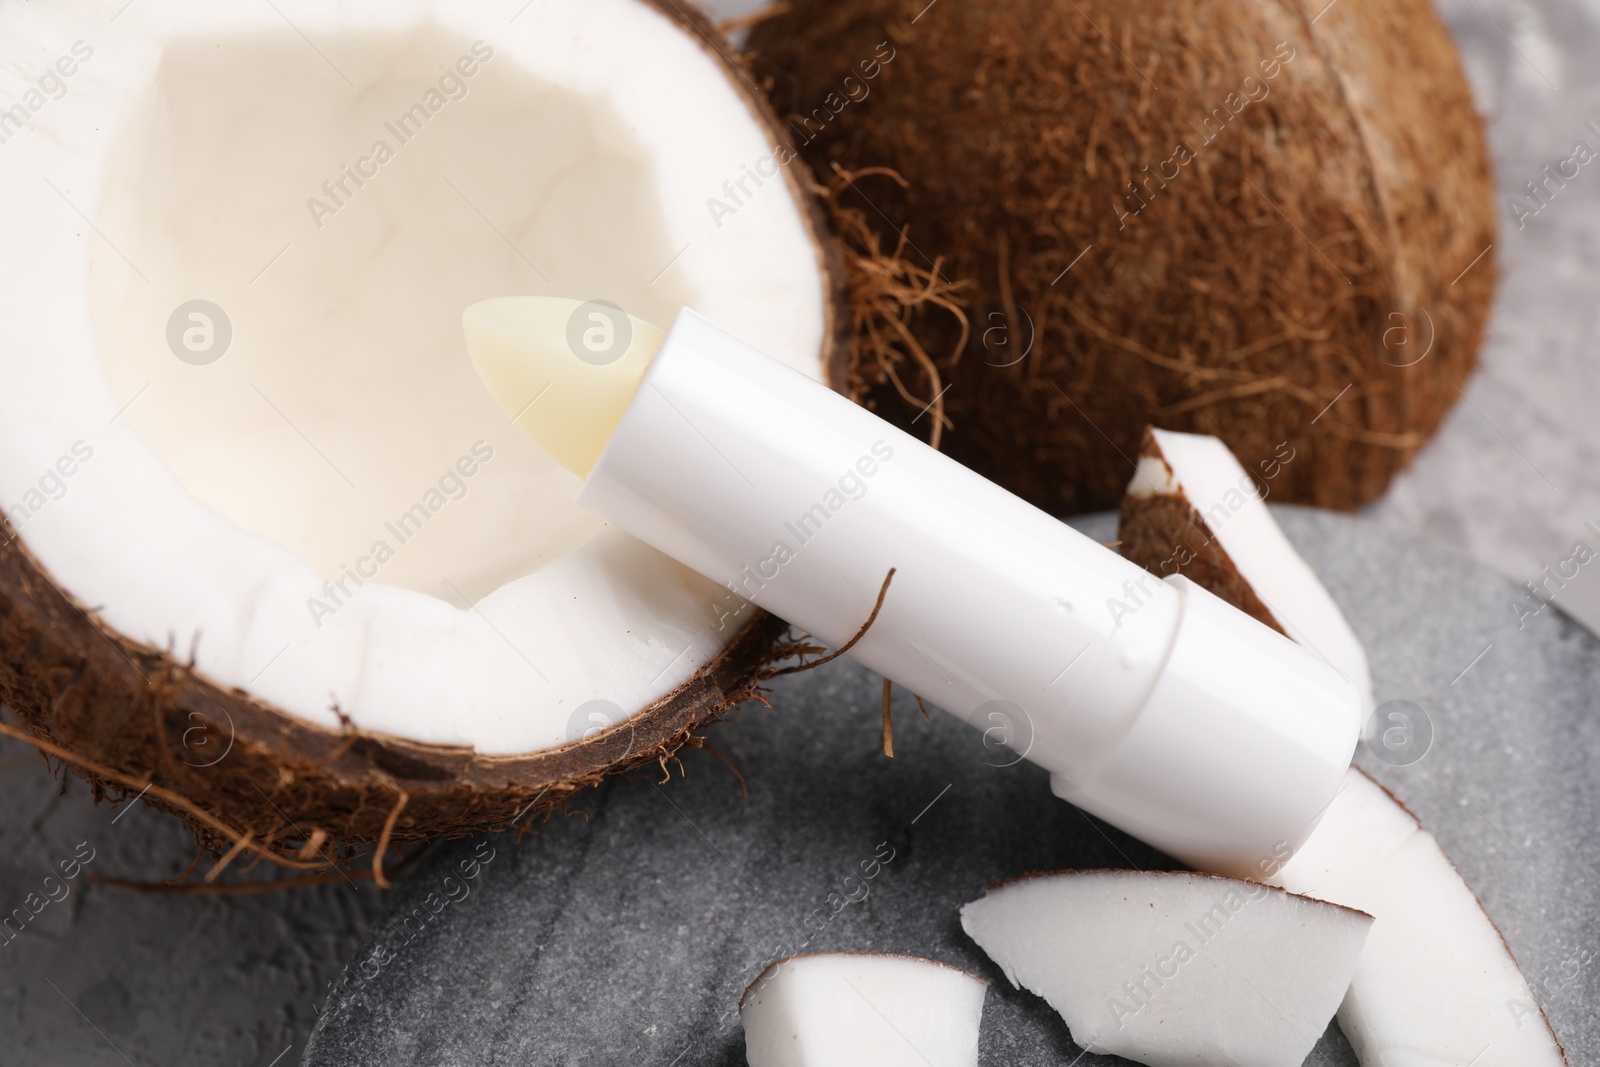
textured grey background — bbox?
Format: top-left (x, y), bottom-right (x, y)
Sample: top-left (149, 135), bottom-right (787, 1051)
top-left (297, 508), bottom-right (1600, 1066)
top-left (0, 773), bottom-right (389, 1067)
top-left (1370, 0), bottom-right (1600, 636)
top-left (4, 1), bottom-right (1600, 1064)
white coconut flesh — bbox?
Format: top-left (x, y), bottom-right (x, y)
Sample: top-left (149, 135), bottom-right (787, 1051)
top-left (1128, 428), bottom-right (1375, 714)
top-left (1273, 769), bottom-right (1567, 1066)
top-left (960, 870), bottom-right (1372, 1067)
top-left (0, 0), bottom-right (827, 753)
top-left (740, 953), bottom-right (986, 1067)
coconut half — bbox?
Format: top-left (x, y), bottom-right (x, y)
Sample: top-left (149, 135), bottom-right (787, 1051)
top-left (749, 0), bottom-right (1495, 516)
top-left (740, 952), bottom-right (986, 1067)
top-left (0, 0), bottom-right (842, 857)
top-left (960, 870), bottom-right (1372, 1067)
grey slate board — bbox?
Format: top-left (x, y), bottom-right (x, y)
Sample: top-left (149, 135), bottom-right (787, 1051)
top-left (303, 507), bottom-right (1600, 1066)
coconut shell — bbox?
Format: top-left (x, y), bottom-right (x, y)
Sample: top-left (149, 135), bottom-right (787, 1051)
top-left (750, 0), bottom-right (1496, 514)
top-left (0, 505), bottom-right (797, 869)
top-left (0, 0), bottom-right (849, 874)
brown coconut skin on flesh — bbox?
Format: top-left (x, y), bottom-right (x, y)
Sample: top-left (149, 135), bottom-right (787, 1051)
top-left (0, 514), bottom-right (796, 862)
top-left (1116, 427), bottom-right (1289, 634)
top-left (750, 0), bottom-right (1497, 515)
top-left (0, 0), bottom-right (850, 869)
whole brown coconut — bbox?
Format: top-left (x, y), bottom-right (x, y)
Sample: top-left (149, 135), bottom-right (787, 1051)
top-left (750, 0), bottom-right (1497, 513)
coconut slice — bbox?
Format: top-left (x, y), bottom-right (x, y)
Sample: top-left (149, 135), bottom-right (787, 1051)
top-left (960, 870), bottom-right (1371, 1067)
top-left (1114, 451), bottom-right (1567, 1063)
top-left (1272, 769), bottom-right (1567, 1066)
top-left (0, 1), bottom-right (842, 853)
top-left (740, 952), bottom-right (986, 1067)
top-left (1119, 426), bottom-right (1374, 713)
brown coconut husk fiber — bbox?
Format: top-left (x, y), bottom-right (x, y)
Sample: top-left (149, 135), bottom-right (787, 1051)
top-left (824, 166), bottom-right (971, 450)
top-left (750, 0), bottom-right (1497, 514)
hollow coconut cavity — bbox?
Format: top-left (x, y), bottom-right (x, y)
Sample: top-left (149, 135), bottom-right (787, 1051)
top-left (0, 0), bottom-right (845, 861)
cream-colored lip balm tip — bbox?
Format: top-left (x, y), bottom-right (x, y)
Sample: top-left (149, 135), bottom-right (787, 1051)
top-left (463, 296), bottom-right (666, 476)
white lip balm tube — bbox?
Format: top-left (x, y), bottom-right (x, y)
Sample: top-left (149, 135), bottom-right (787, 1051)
top-left (465, 298), bottom-right (1361, 877)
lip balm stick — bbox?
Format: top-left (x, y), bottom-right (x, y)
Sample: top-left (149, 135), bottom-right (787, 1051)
top-left (464, 297), bottom-right (1361, 877)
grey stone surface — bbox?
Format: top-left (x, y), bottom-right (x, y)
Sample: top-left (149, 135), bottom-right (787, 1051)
top-left (0, 739), bottom-right (392, 1066)
top-left (1372, 0), bottom-right (1600, 638)
top-left (301, 508), bottom-right (1599, 1067)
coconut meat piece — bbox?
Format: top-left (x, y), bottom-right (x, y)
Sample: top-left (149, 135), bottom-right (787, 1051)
top-left (1273, 769), bottom-right (1567, 1066)
top-left (1122, 427), bottom-right (1374, 713)
top-left (0, 0), bottom-right (826, 753)
top-left (740, 952), bottom-right (986, 1067)
top-left (960, 869), bottom-right (1371, 1067)
top-left (1121, 431), bottom-right (1564, 1062)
